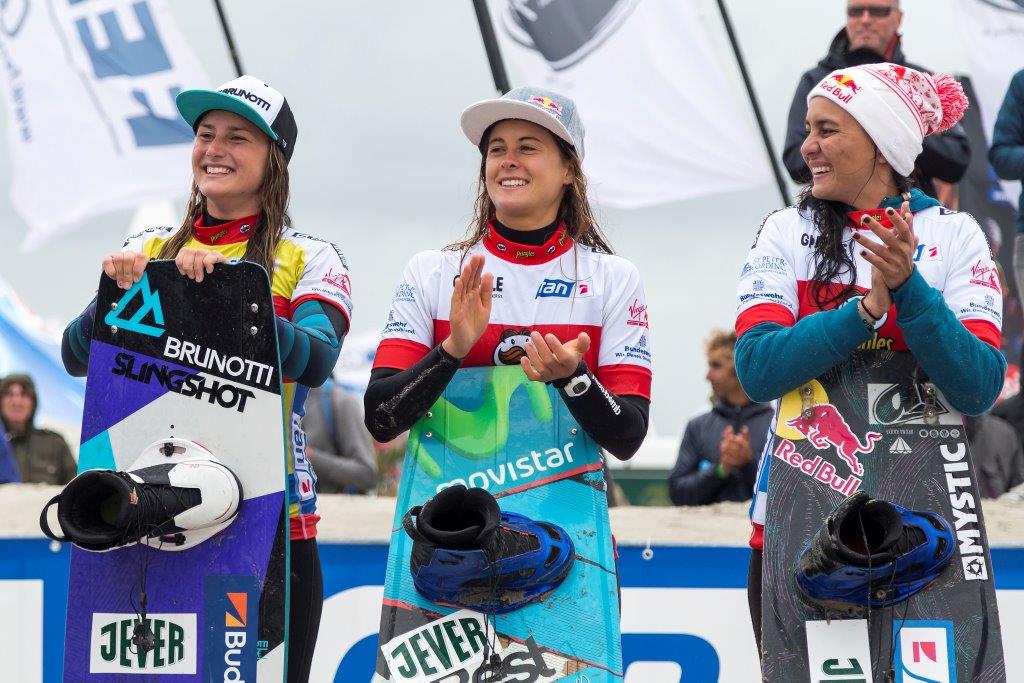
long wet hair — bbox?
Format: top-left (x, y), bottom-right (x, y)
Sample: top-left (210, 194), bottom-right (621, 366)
top-left (799, 149), bottom-right (912, 309)
top-left (157, 138), bottom-right (291, 277)
top-left (447, 125), bottom-right (614, 254)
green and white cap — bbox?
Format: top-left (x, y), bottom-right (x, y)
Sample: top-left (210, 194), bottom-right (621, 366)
top-left (176, 75), bottom-right (297, 163)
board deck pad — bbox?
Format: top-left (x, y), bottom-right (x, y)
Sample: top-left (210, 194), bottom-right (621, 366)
top-left (376, 365), bottom-right (623, 682)
top-left (62, 261), bottom-right (288, 682)
top-left (761, 349), bottom-right (1005, 682)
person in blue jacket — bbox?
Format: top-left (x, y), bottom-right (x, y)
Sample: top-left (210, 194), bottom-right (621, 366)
top-left (735, 62), bottom-right (1005, 656)
top-left (990, 68), bottom-right (1024, 298)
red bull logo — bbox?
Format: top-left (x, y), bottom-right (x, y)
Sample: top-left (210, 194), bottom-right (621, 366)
top-left (830, 73), bottom-right (861, 94)
top-left (785, 404), bottom-right (881, 476)
top-left (530, 96), bottom-right (561, 115)
top-left (819, 73), bottom-right (860, 103)
top-left (774, 439), bottom-right (862, 496)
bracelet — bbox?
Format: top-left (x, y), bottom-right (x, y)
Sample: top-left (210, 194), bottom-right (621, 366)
top-left (859, 298), bottom-right (882, 321)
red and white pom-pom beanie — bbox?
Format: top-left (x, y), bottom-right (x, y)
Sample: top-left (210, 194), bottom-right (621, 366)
top-left (808, 63), bottom-right (968, 177)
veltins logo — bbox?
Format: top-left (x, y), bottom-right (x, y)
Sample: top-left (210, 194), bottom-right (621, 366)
top-left (894, 621), bottom-right (955, 682)
top-left (104, 271), bottom-right (166, 337)
top-left (89, 612), bottom-right (197, 674)
top-left (205, 576), bottom-right (260, 682)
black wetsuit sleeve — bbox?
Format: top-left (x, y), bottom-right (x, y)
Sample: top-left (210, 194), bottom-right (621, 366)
top-left (363, 345), bottom-right (462, 443)
top-left (61, 298), bottom-right (98, 377)
top-left (552, 362), bottom-right (649, 460)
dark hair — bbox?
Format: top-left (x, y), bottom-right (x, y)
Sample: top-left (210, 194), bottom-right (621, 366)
top-left (448, 124), bottom-right (614, 254)
top-left (158, 134), bottom-right (291, 277)
top-left (798, 172), bottom-right (912, 309)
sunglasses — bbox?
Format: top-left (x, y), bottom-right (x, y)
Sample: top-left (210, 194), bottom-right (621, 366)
top-left (847, 5), bottom-right (896, 18)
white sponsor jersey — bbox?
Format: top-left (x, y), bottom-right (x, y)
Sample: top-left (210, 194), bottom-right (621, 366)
top-left (736, 203), bottom-right (1002, 535)
top-left (375, 225), bottom-right (652, 398)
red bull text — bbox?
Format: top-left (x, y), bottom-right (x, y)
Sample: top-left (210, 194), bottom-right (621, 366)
top-left (785, 404), bottom-right (881, 475)
top-left (820, 74), bottom-right (860, 103)
top-left (774, 439), bottom-right (862, 496)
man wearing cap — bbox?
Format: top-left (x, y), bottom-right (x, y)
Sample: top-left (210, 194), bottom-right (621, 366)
top-left (781, 1), bottom-right (969, 198)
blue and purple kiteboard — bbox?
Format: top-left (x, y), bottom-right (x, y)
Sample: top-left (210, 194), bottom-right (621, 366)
top-left (62, 261), bottom-right (288, 681)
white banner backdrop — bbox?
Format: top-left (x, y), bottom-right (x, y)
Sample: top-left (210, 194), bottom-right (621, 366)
top-left (486, 0), bottom-right (772, 209)
top-left (0, 0), bottom-right (208, 249)
top-left (953, 0), bottom-right (1024, 208)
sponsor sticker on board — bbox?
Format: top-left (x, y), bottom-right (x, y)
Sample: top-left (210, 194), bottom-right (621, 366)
top-left (894, 621), bottom-right (955, 682)
top-left (89, 612), bottom-right (197, 674)
top-left (805, 619), bottom-right (871, 682)
top-left (381, 609), bottom-right (502, 682)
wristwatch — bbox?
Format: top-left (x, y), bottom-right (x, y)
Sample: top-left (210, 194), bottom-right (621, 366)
top-left (563, 372), bottom-right (592, 397)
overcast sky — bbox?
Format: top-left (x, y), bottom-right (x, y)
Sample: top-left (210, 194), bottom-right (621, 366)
top-left (0, 0), bottom-right (969, 447)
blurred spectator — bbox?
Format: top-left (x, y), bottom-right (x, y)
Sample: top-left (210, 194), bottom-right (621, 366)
top-left (782, 1), bottom-right (969, 198)
top-left (964, 413), bottom-right (1024, 499)
top-left (992, 348), bottom-right (1024, 442)
top-left (989, 68), bottom-right (1024, 297)
top-left (0, 374), bottom-right (75, 484)
top-left (0, 421), bottom-right (20, 484)
top-left (668, 331), bottom-right (772, 506)
top-left (303, 379), bottom-right (377, 494)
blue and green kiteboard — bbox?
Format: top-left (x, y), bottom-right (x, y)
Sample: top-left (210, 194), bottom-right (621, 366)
top-left (376, 365), bottom-right (622, 681)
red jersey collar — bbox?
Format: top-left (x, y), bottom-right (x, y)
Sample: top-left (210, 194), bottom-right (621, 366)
top-left (482, 221), bottom-right (573, 264)
top-left (193, 213), bottom-right (258, 245)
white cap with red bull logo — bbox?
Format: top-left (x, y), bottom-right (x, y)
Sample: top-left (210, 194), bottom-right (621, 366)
top-left (461, 86), bottom-right (585, 159)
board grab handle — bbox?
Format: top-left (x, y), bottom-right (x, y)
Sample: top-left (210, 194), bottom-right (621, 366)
top-left (39, 493), bottom-right (67, 542)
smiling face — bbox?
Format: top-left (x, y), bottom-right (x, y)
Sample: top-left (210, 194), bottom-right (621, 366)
top-left (845, 1), bottom-right (902, 55)
top-left (191, 109), bottom-right (272, 219)
top-left (484, 119), bottom-right (572, 229)
top-left (801, 97), bottom-right (895, 207)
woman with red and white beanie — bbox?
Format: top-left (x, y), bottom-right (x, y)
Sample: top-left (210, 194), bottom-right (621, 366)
top-left (734, 63), bottom-right (1004, 657)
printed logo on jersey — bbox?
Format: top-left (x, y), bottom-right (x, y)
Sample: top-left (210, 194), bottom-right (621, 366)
top-left (913, 243), bottom-right (942, 262)
top-left (893, 621), bottom-right (955, 682)
top-left (205, 576), bottom-right (261, 681)
top-left (867, 383), bottom-right (960, 427)
top-left (969, 260), bottom-right (1001, 292)
top-left (535, 277), bottom-right (592, 298)
top-left (615, 334), bottom-right (650, 363)
top-left (941, 442), bottom-right (988, 581)
top-left (959, 293), bottom-right (1001, 322)
top-left (627, 299), bottom-right (649, 328)
top-left (89, 612), bottom-right (197, 674)
top-left (383, 310), bottom-right (416, 336)
top-left (493, 328), bottom-right (532, 365)
top-left (322, 268), bottom-right (351, 296)
top-left (392, 283), bottom-right (416, 303)
top-left (105, 272), bottom-right (165, 338)
top-left (740, 255), bottom-right (788, 278)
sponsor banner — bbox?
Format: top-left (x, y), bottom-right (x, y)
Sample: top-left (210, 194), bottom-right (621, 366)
top-left (894, 621), bottom-right (955, 683)
top-left (5, 541), bottom-right (1024, 681)
top-left (89, 612), bottom-right (197, 674)
top-left (487, 0), bottom-right (770, 208)
top-left (0, 0), bottom-right (208, 249)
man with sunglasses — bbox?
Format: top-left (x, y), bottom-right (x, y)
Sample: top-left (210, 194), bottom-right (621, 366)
top-left (781, 1), bottom-right (970, 199)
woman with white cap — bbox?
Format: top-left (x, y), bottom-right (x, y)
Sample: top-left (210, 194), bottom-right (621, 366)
top-left (61, 75), bottom-right (351, 683)
top-left (364, 85), bottom-right (651, 472)
top-left (735, 63), bottom-right (1005, 657)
